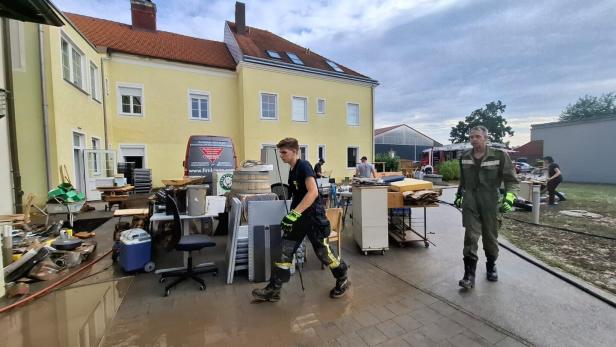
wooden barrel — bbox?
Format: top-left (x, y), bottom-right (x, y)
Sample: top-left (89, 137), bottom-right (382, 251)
top-left (231, 170), bottom-right (271, 194)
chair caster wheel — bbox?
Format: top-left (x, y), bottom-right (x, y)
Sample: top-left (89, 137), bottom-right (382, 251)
top-left (199, 285), bottom-right (205, 291)
top-left (212, 271), bottom-right (218, 277)
top-left (381, 250), bottom-right (386, 255)
top-left (164, 289), bottom-right (170, 297)
top-left (424, 242), bottom-right (429, 248)
top-left (159, 277), bottom-right (166, 283)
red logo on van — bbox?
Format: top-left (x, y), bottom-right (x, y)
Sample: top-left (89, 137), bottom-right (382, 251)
top-left (200, 147), bottom-right (224, 163)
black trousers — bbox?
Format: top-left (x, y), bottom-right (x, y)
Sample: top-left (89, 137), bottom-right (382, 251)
top-left (546, 177), bottom-right (564, 204)
top-left (270, 212), bottom-right (347, 286)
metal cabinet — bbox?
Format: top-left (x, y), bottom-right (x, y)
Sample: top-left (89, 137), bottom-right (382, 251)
top-left (352, 185), bottom-right (389, 255)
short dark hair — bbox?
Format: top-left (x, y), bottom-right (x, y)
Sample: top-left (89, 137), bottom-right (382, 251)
top-left (361, 156), bottom-right (368, 160)
top-left (543, 156), bottom-right (554, 163)
top-left (277, 137), bottom-right (299, 151)
top-left (319, 158), bottom-right (325, 163)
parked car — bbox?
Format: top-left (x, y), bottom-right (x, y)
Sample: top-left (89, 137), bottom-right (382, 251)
top-left (516, 162), bottom-right (533, 172)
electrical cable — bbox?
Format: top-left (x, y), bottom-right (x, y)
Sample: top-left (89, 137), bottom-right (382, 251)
top-left (437, 201), bottom-right (616, 308)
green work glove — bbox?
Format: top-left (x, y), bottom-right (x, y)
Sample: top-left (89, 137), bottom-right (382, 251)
top-left (281, 210), bottom-right (302, 233)
top-left (454, 193), bottom-right (463, 208)
top-left (500, 192), bottom-right (516, 213)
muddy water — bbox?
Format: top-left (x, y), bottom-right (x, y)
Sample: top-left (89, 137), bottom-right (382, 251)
top-left (0, 278), bottom-right (131, 347)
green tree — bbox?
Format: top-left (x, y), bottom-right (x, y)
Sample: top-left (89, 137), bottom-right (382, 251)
top-left (449, 101), bottom-right (514, 144)
top-left (375, 153), bottom-right (400, 172)
top-left (560, 92), bottom-right (616, 122)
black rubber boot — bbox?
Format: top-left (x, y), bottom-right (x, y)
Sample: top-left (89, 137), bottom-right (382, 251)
top-left (252, 281), bottom-right (281, 302)
top-left (330, 262), bottom-right (350, 298)
top-left (458, 257), bottom-right (477, 289)
top-left (486, 259), bottom-right (498, 282)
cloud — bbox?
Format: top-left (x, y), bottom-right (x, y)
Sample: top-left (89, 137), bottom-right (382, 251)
top-left (53, 0), bottom-right (616, 146)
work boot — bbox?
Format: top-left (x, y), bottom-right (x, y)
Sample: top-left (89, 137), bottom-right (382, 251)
top-left (458, 257), bottom-right (477, 289)
top-left (252, 282), bottom-right (281, 302)
top-left (486, 261), bottom-right (498, 282)
top-left (330, 277), bottom-right (350, 298)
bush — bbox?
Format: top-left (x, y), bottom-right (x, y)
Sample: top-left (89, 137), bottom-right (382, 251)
top-left (437, 160), bottom-right (460, 181)
top-left (375, 153), bottom-right (400, 172)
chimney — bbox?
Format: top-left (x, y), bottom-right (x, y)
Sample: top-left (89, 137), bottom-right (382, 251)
top-left (235, 2), bottom-right (246, 34)
top-left (131, 0), bottom-right (157, 31)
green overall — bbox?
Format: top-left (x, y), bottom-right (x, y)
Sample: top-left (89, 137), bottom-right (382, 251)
top-left (459, 147), bottom-right (519, 261)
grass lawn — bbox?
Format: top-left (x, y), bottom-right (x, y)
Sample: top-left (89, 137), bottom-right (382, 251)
top-left (500, 183), bottom-right (616, 294)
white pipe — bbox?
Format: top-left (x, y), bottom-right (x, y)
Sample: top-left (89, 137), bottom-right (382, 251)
top-left (38, 24), bottom-right (52, 190)
top-left (532, 184), bottom-right (541, 224)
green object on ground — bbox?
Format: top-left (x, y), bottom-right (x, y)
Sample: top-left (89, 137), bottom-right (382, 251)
top-left (47, 182), bottom-right (85, 203)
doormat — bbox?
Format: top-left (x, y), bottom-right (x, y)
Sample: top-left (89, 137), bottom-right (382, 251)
top-left (63, 218), bottom-right (112, 232)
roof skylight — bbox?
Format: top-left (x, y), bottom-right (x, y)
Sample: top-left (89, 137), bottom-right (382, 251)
top-left (266, 50), bottom-right (281, 59)
top-left (286, 52), bottom-right (304, 65)
top-left (326, 60), bottom-right (344, 72)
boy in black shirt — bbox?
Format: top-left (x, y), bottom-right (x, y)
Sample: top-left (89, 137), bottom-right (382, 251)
top-left (252, 138), bottom-right (349, 302)
top-left (544, 156), bottom-right (566, 205)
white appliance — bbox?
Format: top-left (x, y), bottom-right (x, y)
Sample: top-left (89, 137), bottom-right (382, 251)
top-left (352, 185), bottom-right (389, 255)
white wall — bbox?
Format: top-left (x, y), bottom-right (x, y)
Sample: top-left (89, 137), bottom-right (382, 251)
top-left (0, 24), bottom-right (15, 214)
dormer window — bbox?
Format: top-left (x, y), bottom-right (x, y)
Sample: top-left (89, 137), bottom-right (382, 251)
top-left (266, 50), bottom-right (281, 59)
top-left (326, 60), bottom-right (344, 72)
top-left (286, 52), bottom-right (304, 65)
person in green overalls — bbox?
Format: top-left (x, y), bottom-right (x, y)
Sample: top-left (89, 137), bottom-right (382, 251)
top-left (454, 126), bottom-right (519, 289)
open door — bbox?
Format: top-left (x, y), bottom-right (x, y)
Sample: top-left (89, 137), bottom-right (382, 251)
top-left (84, 149), bottom-right (117, 201)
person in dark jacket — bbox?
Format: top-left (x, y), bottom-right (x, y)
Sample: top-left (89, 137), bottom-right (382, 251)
top-left (314, 158), bottom-right (325, 178)
top-left (544, 156), bottom-right (566, 205)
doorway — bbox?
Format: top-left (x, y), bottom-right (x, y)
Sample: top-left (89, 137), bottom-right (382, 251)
top-left (119, 144), bottom-right (146, 169)
top-left (72, 131), bottom-right (86, 191)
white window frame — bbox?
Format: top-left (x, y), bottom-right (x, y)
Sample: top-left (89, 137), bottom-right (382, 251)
top-left (346, 102), bottom-right (360, 126)
top-left (316, 98), bottom-right (326, 115)
top-left (90, 62), bottom-right (101, 101)
top-left (188, 89), bottom-right (211, 121)
top-left (347, 146), bottom-right (359, 169)
top-left (291, 96), bottom-right (308, 122)
top-left (91, 137), bottom-right (102, 175)
top-left (317, 145), bottom-right (326, 162)
top-left (9, 20), bottom-right (26, 71)
top-left (60, 33), bottom-right (86, 91)
top-left (260, 92), bottom-right (278, 120)
top-left (116, 82), bottom-right (144, 117)
top-left (299, 145), bottom-right (308, 161)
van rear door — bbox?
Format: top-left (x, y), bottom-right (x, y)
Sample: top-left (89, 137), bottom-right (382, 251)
top-left (185, 136), bottom-right (237, 181)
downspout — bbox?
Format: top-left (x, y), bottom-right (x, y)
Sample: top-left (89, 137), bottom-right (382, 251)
top-left (100, 55), bottom-right (109, 149)
top-left (371, 85), bottom-right (375, 161)
top-left (3, 19), bottom-right (23, 212)
top-left (38, 24), bottom-right (52, 190)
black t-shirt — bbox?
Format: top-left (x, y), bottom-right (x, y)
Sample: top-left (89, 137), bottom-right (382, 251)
top-left (289, 159), bottom-right (321, 215)
top-left (314, 162), bottom-right (323, 177)
top-left (548, 163), bottom-right (562, 180)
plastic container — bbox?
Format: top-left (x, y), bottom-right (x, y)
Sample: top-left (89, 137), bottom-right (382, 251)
top-left (187, 184), bottom-right (208, 216)
top-left (119, 228), bottom-right (155, 272)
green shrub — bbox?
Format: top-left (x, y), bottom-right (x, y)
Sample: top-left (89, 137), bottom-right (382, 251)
top-left (375, 153), bottom-right (400, 172)
top-left (437, 160), bottom-right (460, 181)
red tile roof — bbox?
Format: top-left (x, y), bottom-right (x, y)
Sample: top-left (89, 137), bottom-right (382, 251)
top-left (65, 13), bottom-right (236, 70)
top-left (227, 22), bottom-right (370, 79)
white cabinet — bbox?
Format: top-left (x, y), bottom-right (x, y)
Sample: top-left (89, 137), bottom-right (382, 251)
top-left (352, 185), bottom-right (389, 254)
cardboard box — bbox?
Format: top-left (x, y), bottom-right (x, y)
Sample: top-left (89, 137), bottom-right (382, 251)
top-left (389, 178), bottom-right (433, 192)
top-left (388, 192), bottom-right (404, 208)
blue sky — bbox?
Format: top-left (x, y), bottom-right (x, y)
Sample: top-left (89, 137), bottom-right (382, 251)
top-left (53, 0), bottom-right (616, 146)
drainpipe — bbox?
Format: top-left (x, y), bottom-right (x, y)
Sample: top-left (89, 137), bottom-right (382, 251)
top-left (100, 55), bottom-right (109, 149)
top-left (371, 85), bottom-right (375, 161)
top-left (3, 19), bottom-right (23, 212)
top-left (38, 24), bottom-right (52, 190)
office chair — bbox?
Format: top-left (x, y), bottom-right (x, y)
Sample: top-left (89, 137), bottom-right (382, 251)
top-left (159, 194), bottom-right (217, 296)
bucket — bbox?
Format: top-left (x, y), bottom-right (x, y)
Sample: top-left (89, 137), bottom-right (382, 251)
top-left (231, 170), bottom-right (271, 194)
top-left (186, 185), bottom-right (208, 216)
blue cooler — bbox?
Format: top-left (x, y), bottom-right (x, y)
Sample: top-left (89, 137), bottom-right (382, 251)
top-left (119, 228), bottom-right (155, 272)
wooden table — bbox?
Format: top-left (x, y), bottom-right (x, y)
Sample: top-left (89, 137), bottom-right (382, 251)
top-left (97, 185), bottom-right (134, 211)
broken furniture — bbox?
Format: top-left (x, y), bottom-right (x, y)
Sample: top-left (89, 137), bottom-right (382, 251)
top-left (387, 189), bottom-right (438, 248)
top-left (97, 185), bottom-right (134, 211)
top-left (352, 185), bottom-right (389, 255)
top-left (159, 195), bottom-right (217, 296)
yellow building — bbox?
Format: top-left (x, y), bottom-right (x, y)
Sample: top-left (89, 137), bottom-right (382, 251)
top-left (8, 0), bottom-right (377, 209)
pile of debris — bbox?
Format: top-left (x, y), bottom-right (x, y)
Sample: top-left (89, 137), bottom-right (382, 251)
top-left (402, 189), bottom-right (441, 205)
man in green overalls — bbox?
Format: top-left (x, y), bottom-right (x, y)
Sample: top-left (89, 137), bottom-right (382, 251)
top-left (454, 126), bottom-right (519, 289)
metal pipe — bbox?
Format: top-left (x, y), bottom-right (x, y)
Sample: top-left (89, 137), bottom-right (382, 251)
top-left (2, 18), bottom-right (23, 213)
top-left (100, 56), bottom-right (109, 149)
top-left (38, 24), bottom-right (52, 190)
top-left (532, 184), bottom-right (540, 224)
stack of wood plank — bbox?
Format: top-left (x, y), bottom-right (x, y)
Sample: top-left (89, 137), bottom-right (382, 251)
top-left (402, 189), bottom-right (441, 205)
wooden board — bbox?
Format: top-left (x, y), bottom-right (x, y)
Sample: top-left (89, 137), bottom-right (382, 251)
top-left (161, 177), bottom-right (204, 187)
top-left (97, 185), bottom-right (134, 193)
top-left (113, 208), bottom-right (149, 217)
top-left (389, 178), bottom-right (433, 192)
top-left (0, 214), bottom-right (25, 223)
